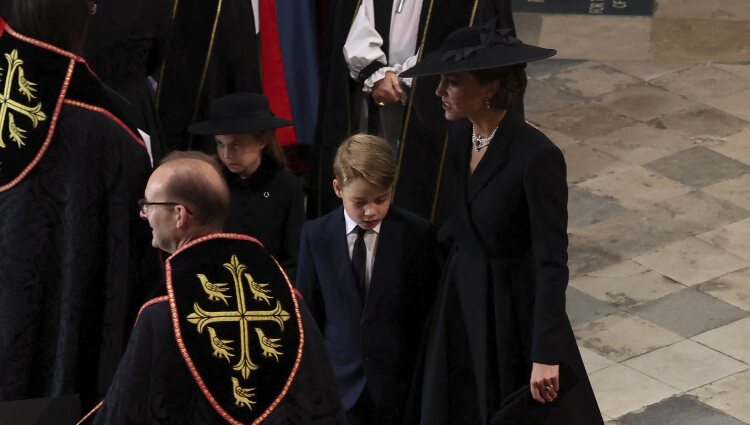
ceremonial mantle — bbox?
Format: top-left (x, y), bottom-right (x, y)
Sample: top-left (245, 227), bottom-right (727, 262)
top-left (165, 234), bottom-right (304, 424)
top-left (0, 17), bottom-right (155, 406)
top-left (0, 17), bottom-right (146, 192)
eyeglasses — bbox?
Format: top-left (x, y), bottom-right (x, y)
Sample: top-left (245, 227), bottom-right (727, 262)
top-left (138, 198), bottom-right (193, 215)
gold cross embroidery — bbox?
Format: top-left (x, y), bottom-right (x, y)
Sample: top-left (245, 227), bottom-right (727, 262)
top-left (0, 49), bottom-right (47, 149)
top-left (187, 254), bottom-right (290, 384)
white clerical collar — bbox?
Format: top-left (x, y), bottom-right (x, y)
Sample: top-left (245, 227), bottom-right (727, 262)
top-left (344, 209), bottom-right (382, 235)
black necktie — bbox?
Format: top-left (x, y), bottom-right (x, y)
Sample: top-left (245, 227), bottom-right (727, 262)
top-left (351, 226), bottom-right (368, 304)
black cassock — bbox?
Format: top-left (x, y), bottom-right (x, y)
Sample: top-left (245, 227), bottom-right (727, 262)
top-left (311, 0), bottom-right (515, 220)
top-left (84, 0), bottom-right (173, 163)
top-left (0, 20), bottom-right (157, 407)
top-left (87, 235), bottom-right (345, 425)
top-left (156, 0), bottom-right (262, 152)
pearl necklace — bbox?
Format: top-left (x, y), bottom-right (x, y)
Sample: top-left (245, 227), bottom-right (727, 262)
top-left (472, 124), bottom-right (498, 152)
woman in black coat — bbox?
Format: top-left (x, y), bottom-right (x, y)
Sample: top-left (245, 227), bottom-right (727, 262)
top-left (189, 93), bottom-right (305, 279)
top-left (401, 21), bottom-right (603, 424)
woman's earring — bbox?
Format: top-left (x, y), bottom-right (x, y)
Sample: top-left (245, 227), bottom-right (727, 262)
top-left (485, 98), bottom-right (491, 110)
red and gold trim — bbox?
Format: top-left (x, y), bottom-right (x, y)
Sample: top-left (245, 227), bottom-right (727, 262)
top-left (165, 233), bottom-right (304, 425)
top-left (0, 57), bottom-right (74, 193)
top-left (62, 99), bottom-right (146, 149)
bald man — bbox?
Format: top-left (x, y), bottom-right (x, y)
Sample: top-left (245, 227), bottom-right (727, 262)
top-left (85, 152), bottom-right (345, 425)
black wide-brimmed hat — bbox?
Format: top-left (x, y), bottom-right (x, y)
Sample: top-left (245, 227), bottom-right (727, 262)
top-left (188, 92), bottom-right (293, 135)
top-left (400, 19), bottom-right (556, 78)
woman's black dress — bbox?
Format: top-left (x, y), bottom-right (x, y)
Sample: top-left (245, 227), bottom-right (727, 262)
top-left (419, 109), bottom-right (603, 424)
top-left (223, 157), bottom-right (305, 280)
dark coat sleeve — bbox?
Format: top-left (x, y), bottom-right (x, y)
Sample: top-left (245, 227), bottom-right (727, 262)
top-left (278, 176), bottom-right (306, 281)
top-left (295, 223), bottom-right (326, 331)
top-left (523, 145), bottom-right (569, 365)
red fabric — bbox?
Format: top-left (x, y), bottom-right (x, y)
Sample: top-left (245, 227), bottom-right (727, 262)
top-left (0, 16), bottom-right (6, 35)
top-left (259, 0), bottom-right (297, 146)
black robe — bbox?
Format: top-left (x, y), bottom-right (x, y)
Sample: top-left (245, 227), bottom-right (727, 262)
top-left (84, 0), bottom-right (172, 163)
top-left (0, 21), bottom-right (158, 408)
top-left (88, 299), bottom-right (345, 425)
top-left (156, 0), bottom-right (262, 152)
top-left (88, 234), bottom-right (346, 425)
top-left (310, 0), bottom-right (515, 220)
top-left (418, 110), bottom-right (602, 424)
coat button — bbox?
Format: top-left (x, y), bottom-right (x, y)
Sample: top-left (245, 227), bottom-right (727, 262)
top-left (263, 191), bottom-right (270, 198)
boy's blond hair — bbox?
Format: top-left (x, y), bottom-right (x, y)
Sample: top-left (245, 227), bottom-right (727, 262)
top-left (333, 134), bottom-right (397, 189)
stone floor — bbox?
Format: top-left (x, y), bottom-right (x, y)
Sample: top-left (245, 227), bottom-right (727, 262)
top-left (517, 1), bottom-right (750, 423)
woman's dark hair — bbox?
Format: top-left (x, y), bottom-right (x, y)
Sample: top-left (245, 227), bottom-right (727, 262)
top-left (11, 0), bottom-right (90, 54)
top-left (471, 63), bottom-right (528, 110)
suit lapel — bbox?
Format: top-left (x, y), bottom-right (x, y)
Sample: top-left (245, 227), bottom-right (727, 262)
top-left (362, 213), bottom-right (400, 320)
top-left (323, 208), bottom-right (364, 318)
top-left (466, 109), bottom-right (524, 203)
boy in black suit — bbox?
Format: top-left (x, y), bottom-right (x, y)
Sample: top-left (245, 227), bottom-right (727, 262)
top-left (296, 134), bottom-right (438, 425)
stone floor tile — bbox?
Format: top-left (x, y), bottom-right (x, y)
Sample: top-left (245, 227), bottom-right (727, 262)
top-left (653, 0), bottom-right (750, 21)
top-left (633, 237), bottom-right (750, 287)
top-left (623, 340), bottom-right (748, 391)
top-left (652, 105), bottom-right (750, 139)
top-left (535, 102), bottom-right (638, 141)
top-left (579, 345), bottom-right (617, 375)
top-left (689, 369), bottom-right (750, 423)
top-left (561, 143), bottom-right (624, 184)
top-left (651, 64), bottom-right (750, 103)
top-left (707, 129), bottom-right (750, 166)
top-left (588, 364), bottom-right (679, 419)
top-left (697, 268), bottom-right (750, 312)
top-left (619, 394), bottom-right (746, 425)
top-left (538, 15), bottom-right (652, 62)
top-left (606, 420), bottom-right (624, 425)
top-left (567, 287), bottom-right (619, 328)
top-left (595, 83), bottom-right (697, 122)
top-left (708, 88), bottom-right (750, 122)
top-left (579, 163), bottom-right (690, 210)
top-left (568, 185), bottom-right (628, 229)
top-left (585, 123), bottom-right (694, 165)
top-left (653, 191), bottom-right (750, 235)
top-left (630, 288), bottom-right (750, 338)
top-left (570, 261), bottom-right (684, 309)
top-left (512, 12), bottom-right (542, 46)
top-left (537, 61), bottom-right (642, 98)
top-left (598, 60), bottom-right (691, 81)
top-left (713, 63), bottom-right (750, 82)
top-left (644, 147), bottom-right (750, 188)
top-left (693, 317), bottom-right (750, 365)
top-left (698, 218), bottom-right (750, 261)
top-left (702, 174), bottom-right (750, 212)
top-left (525, 58), bottom-right (587, 79)
top-left (576, 313), bottom-right (683, 362)
top-left (652, 18), bottom-right (750, 62)
top-left (573, 207), bottom-right (692, 259)
top-left (525, 78), bottom-right (587, 115)
top-left (568, 234), bottom-right (623, 278)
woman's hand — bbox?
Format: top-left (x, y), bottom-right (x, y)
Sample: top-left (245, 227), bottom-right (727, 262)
top-left (530, 362), bottom-right (559, 404)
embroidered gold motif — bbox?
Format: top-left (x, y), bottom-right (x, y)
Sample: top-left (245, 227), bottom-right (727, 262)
top-left (231, 377), bottom-right (256, 410)
top-left (187, 255), bottom-right (290, 411)
top-left (0, 49), bottom-right (47, 149)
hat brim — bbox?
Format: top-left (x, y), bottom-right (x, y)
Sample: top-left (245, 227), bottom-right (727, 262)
top-left (400, 44), bottom-right (556, 78)
top-left (188, 116), bottom-right (293, 135)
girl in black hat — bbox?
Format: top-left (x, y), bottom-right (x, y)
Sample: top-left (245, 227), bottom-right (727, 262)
top-left (189, 92), bottom-right (305, 280)
top-left (400, 21), bottom-right (603, 424)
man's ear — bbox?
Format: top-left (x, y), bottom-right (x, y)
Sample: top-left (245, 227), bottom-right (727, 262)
top-left (332, 179), bottom-right (344, 199)
top-left (175, 205), bottom-right (190, 228)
